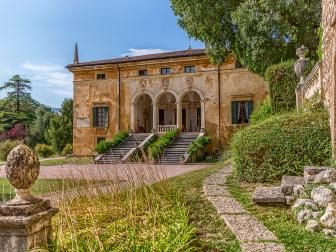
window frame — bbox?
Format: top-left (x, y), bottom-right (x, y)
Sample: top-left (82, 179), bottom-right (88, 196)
top-left (160, 67), bottom-right (171, 75)
top-left (92, 106), bottom-right (109, 128)
top-left (184, 65), bottom-right (196, 73)
top-left (231, 100), bottom-right (254, 125)
top-left (138, 69), bottom-right (149, 76)
top-left (96, 73), bottom-right (106, 80)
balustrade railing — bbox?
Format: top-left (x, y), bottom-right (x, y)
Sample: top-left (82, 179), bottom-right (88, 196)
top-left (157, 125), bottom-right (177, 132)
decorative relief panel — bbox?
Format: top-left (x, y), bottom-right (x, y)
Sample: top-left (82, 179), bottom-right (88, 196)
top-left (186, 76), bottom-right (193, 89)
top-left (77, 118), bottom-right (90, 128)
top-left (162, 77), bottom-right (170, 90)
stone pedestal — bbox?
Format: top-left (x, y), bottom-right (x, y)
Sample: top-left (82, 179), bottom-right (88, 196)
top-left (0, 200), bottom-right (58, 252)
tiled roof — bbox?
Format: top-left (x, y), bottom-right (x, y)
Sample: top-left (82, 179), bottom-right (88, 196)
top-left (66, 49), bottom-right (206, 68)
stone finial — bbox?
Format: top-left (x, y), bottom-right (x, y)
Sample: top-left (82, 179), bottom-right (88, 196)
top-left (5, 144), bottom-right (40, 206)
top-left (74, 42), bottom-right (79, 64)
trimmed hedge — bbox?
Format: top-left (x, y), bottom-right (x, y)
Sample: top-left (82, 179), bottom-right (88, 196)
top-left (231, 112), bottom-right (332, 182)
top-left (148, 129), bottom-right (179, 160)
top-left (0, 140), bottom-right (20, 161)
top-left (35, 144), bottom-right (55, 158)
top-left (61, 143), bottom-right (73, 156)
top-left (250, 96), bottom-right (273, 125)
top-left (95, 131), bottom-right (129, 154)
top-left (187, 136), bottom-right (211, 155)
top-left (265, 60), bottom-right (298, 113)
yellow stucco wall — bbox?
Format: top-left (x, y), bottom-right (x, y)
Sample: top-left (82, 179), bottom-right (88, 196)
top-left (69, 55), bottom-right (268, 156)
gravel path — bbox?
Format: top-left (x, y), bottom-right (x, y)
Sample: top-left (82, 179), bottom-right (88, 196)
top-left (204, 165), bottom-right (285, 252)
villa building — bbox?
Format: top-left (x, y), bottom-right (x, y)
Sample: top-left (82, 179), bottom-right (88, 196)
top-left (67, 48), bottom-right (268, 156)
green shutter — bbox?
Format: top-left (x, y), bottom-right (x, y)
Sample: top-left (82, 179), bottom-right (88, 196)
top-left (248, 101), bottom-right (254, 122)
top-left (231, 101), bottom-right (237, 124)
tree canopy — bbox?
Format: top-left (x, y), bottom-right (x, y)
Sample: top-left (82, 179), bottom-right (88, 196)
top-left (170, 0), bottom-right (321, 75)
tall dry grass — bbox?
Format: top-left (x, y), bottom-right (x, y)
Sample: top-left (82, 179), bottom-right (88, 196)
top-left (47, 163), bottom-right (195, 251)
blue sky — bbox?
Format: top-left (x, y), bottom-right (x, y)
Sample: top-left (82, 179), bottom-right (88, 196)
top-left (0, 0), bottom-right (203, 108)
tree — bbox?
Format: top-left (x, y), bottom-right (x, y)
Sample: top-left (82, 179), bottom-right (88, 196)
top-left (45, 98), bottom-right (73, 153)
top-left (0, 75), bottom-right (32, 112)
top-left (170, 0), bottom-right (321, 76)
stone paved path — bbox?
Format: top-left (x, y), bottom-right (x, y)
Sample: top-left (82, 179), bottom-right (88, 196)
top-left (204, 165), bottom-right (285, 252)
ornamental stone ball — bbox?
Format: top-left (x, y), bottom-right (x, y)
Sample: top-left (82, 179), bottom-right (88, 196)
top-left (5, 144), bottom-right (40, 205)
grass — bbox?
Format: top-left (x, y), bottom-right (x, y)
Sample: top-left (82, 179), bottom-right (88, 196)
top-left (49, 161), bottom-right (240, 251)
top-left (39, 157), bottom-right (93, 166)
top-left (226, 174), bottom-right (336, 252)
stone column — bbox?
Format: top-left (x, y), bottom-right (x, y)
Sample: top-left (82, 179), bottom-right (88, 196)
top-left (130, 103), bottom-right (135, 131)
top-left (0, 145), bottom-right (58, 252)
top-left (201, 100), bottom-right (205, 130)
top-left (152, 103), bottom-right (157, 131)
top-left (176, 101), bottom-right (182, 130)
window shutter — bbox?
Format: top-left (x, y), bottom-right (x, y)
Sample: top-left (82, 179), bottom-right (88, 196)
top-left (93, 107), bottom-right (97, 127)
top-left (248, 101), bottom-right (254, 118)
top-left (231, 101), bottom-right (237, 124)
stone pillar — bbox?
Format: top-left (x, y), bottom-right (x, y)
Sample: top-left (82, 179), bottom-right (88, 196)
top-left (201, 100), bottom-right (205, 130)
top-left (176, 101), bottom-right (182, 130)
top-left (130, 103), bottom-right (135, 131)
top-left (0, 145), bottom-right (58, 252)
top-left (294, 45), bottom-right (309, 112)
top-left (152, 103), bottom-right (157, 131)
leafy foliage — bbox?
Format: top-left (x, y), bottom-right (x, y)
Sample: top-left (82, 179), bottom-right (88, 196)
top-left (95, 131), bottom-right (129, 154)
top-left (0, 140), bottom-right (20, 161)
top-left (231, 112), bottom-right (332, 182)
top-left (0, 123), bottom-right (28, 141)
top-left (249, 96), bottom-right (273, 125)
top-left (34, 144), bottom-right (55, 158)
top-left (170, 0), bottom-right (321, 75)
top-left (61, 144), bottom-right (73, 156)
top-left (148, 129), bottom-right (179, 160)
top-left (187, 136), bottom-right (211, 155)
top-left (45, 99), bottom-right (73, 153)
top-left (265, 60), bottom-right (298, 113)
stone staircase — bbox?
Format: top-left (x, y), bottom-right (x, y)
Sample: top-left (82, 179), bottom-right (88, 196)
top-left (96, 133), bottom-right (150, 164)
top-left (157, 132), bottom-right (199, 165)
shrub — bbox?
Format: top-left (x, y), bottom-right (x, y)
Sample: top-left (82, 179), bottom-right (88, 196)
top-left (249, 96), bottom-right (273, 125)
top-left (0, 140), bottom-right (20, 161)
top-left (187, 136), bottom-right (211, 155)
top-left (231, 112), bottom-right (332, 182)
top-left (35, 144), bottom-right (55, 158)
top-left (148, 129), bottom-right (179, 160)
top-left (95, 131), bottom-right (129, 154)
top-left (61, 144), bottom-right (73, 156)
top-left (265, 60), bottom-right (298, 113)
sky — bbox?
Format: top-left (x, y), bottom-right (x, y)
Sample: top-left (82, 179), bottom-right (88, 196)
top-left (0, 0), bottom-right (203, 108)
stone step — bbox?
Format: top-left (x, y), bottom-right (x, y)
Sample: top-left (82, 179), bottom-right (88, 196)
top-left (280, 175), bottom-right (305, 195)
top-left (252, 187), bottom-right (286, 205)
top-left (304, 166), bottom-right (330, 183)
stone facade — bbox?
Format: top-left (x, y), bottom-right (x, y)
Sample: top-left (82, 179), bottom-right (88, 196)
top-left (67, 49), bottom-right (268, 156)
top-left (322, 0), bottom-right (336, 155)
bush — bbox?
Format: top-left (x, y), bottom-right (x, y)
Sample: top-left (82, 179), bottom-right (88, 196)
top-left (0, 140), bottom-right (20, 161)
top-left (250, 96), bottom-right (274, 125)
top-left (61, 144), bottom-right (73, 156)
top-left (148, 129), bottom-right (179, 160)
top-left (231, 112), bottom-right (332, 182)
top-left (187, 136), bottom-right (211, 155)
top-left (35, 144), bottom-right (55, 158)
top-left (95, 131), bottom-right (129, 154)
top-left (265, 60), bottom-right (298, 113)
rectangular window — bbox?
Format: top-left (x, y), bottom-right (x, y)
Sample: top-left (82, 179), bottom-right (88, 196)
top-left (160, 67), bottom-right (171, 75)
top-left (96, 73), bottom-right (106, 80)
top-left (184, 65), bottom-right (195, 73)
top-left (93, 106), bottom-right (109, 128)
top-left (97, 137), bottom-right (106, 144)
top-left (231, 101), bottom-right (253, 124)
top-left (138, 69), bottom-right (148, 76)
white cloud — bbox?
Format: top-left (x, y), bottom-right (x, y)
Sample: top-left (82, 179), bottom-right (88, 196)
top-left (121, 48), bottom-right (168, 57)
top-left (20, 62), bottom-right (72, 97)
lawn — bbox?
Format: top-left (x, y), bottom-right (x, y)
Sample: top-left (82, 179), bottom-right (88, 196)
top-left (226, 174), bottom-right (336, 252)
top-left (51, 161), bottom-right (240, 251)
top-left (39, 157), bottom-right (93, 166)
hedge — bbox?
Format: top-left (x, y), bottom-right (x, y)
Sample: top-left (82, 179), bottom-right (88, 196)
top-left (187, 136), bottom-right (211, 155)
top-left (0, 140), bottom-right (20, 161)
top-left (231, 112), bottom-right (332, 182)
top-left (265, 60), bottom-right (298, 113)
top-left (35, 144), bottom-right (55, 158)
top-left (95, 131), bottom-right (129, 154)
top-left (148, 129), bottom-right (179, 160)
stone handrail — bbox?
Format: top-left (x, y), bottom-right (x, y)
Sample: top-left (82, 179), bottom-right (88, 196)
top-left (121, 133), bottom-right (156, 162)
top-left (157, 125), bottom-right (177, 132)
top-left (300, 61), bottom-right (322, 100)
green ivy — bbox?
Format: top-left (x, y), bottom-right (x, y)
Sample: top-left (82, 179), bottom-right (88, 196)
top-left (95, 131), bottom-right (129, 154)
top-left (187, 136), bottom-right (211, 155)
